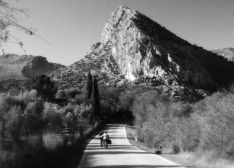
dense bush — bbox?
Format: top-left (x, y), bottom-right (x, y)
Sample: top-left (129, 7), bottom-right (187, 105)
top-left (0, 91), bottom-right (38, 141)
top-left (122, 87), bottom-right (234, 159)
top-left (0, 89), bottom-right (94, 143)
top-left (171, 116), bottom-right (200, 152)
top-left (131, 91), bottom-right (174, 148)
top-left (193, 92), bottom-right (234, 158)
top-left (43, 103), bottom-right (63, 131)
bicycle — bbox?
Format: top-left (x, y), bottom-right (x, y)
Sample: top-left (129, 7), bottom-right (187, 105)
top-left (102, 139), bottom-right (108, 148)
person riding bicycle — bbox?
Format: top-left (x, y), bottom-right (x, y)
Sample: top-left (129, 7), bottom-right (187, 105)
top-left (100, 131), bottom-right (110, 148)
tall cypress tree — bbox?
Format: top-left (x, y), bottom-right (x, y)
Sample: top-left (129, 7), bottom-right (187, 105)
top-left (86, 70), bottom-right (93, 101)
top-left (92, 77), bottom-right (100, 117)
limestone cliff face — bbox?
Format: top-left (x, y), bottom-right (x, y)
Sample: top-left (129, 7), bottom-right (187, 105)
top-left (101, 6), bottom-right (213, 86)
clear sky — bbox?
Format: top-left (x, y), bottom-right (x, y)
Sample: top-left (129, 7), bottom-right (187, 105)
top-left (6, 0), bottom-right (234, 65)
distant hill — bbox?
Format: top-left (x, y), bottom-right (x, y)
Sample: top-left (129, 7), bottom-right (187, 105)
top-left (0, 54), bottom-right (32, 80)
top-left (0, 54), bottom-right (64, 92)
top-left (212, 48), bottom-right (234, 62)
top-left (52, 6), bottom-right (234, 99)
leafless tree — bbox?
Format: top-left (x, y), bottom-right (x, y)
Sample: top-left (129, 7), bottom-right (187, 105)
top-left (0, 0), bottom-right (34, 54)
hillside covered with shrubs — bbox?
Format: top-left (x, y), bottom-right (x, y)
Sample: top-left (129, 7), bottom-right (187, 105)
top-left (131, 90), bottom-right (234, 158)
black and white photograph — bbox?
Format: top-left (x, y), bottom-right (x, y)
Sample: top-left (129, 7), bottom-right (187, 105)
top-left (0, 0), bottom-right (234, 168)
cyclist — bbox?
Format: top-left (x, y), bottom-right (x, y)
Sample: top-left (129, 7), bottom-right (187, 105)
top-left (101, 131), bottom-right (109, 148)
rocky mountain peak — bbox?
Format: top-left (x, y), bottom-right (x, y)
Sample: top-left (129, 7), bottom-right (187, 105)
top-left (101, 6), bottom-right (136, 44)
top-left (109, 5), bottom-right (134, 23)
top-left (52, 6), bottom-right (234, 97)
top-left (100, 6), bottom-right (215, 86)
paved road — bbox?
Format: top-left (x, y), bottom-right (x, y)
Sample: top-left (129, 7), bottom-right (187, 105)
top-left (79, 124), bottom-right (185, 168)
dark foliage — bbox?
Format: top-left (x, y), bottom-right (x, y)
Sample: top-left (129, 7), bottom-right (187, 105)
top-left (92, 77), bottom-right (100, 117)
top-left (53, 98), bottom-right (69, 106)
top-left (31, 75), bottom-right (57, 101)
top-left (85, 70), bottom-right (93, 101)
top-left (23, 104), bottom-right (44, 134)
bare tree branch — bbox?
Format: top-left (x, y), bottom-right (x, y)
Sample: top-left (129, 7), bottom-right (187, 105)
top-left (0, 0), bottom-right (34, 54)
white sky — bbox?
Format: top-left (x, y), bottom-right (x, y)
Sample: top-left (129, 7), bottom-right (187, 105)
top-left (5, 0), bottom-right (234, 65)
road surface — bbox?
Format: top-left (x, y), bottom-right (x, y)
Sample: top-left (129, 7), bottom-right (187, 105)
top-left (79, 124), bottom-right (185, 168)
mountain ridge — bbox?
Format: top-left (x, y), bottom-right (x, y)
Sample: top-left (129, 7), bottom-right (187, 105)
top-left (212, 47), bottom-right (234, 62)
top-left (52, 6), bottom-right (234, 97)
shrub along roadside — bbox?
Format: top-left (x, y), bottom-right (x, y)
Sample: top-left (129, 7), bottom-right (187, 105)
top-left (124, 89), bottom-right (234, 161)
